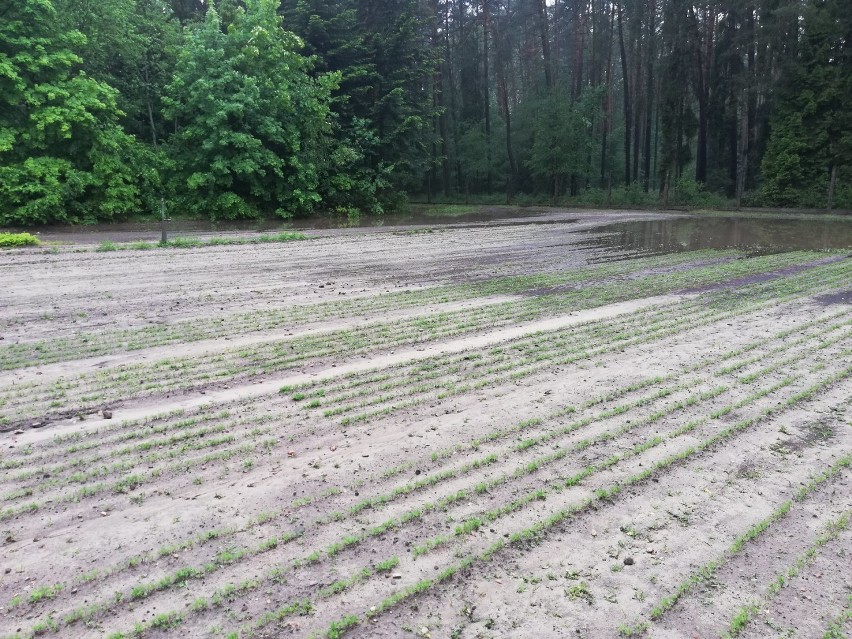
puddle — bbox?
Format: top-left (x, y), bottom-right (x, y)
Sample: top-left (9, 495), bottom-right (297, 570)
top-left (17, 207), bottom-right (560, 244)
top-left (580, 217), bottom-right (852, 254)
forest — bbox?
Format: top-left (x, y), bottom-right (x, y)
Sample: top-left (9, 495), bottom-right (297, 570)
top-left (1, 0), bottom-right (850, 225)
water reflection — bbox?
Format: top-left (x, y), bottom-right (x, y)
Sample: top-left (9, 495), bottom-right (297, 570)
top-left (21, 207), bottom-right (550, 238)
top-left (581, 217), bottom-right (852, 253)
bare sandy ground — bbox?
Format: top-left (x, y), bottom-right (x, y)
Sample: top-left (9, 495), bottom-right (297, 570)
top-left (0, 209), bottom-right (850, 639)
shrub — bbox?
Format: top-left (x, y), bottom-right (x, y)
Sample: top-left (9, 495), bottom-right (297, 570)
top-left (0, 232), bottom-right (41, 248)
top-left (670, 176), bottom-right (730, 208)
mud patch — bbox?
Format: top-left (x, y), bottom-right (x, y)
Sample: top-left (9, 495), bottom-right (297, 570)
top-left (814, 289), bottom-right (852, 305)
top-left (683, 256), bottom-right (847, 294)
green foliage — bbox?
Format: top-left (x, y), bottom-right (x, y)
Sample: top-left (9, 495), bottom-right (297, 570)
top-left (52, 0), bottom-right (181, 146)
top-left (374, 557), bottom-right (400, 572)
top-left (0, 233), bottom-right (41, 248)
top-left (761, 0), bottom-right (852, 207)
top-left (163, 1), bottom-right (338, 220)
top-left (94, 232), bottom-right (307, 252)
top-left (326, 614), bottom-right (359, 639)
top-left (0, 0), bottom-right (140, 225)
top-left (524, 88), bottom-right (600, 197)
top-left (669, 176), bottom-right (730, 208)
top-left (281, 0), bottom-right (435, 212)
top-left (2, 0), bottom-right (848, 223)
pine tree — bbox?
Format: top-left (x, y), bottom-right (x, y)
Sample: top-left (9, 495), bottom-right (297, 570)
top-left (761, 0), bottom-right (851, 207)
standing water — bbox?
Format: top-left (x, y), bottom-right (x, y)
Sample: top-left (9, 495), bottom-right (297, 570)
top-left (579, 216), bottom-right (852, 254)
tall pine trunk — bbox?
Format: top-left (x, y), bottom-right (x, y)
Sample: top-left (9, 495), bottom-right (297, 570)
top-left (482, 0), bottom-right (492, 193)
top-left (827, 164), bottom-right (837, 212)
top-left (643, 0), bottom-right (656, 192)
top-left (601, 4), bottom-right (615, 189)
top-left (537, 0), bottom-right (553, 90)
top-left (617, 2), bottom-right (631, 186)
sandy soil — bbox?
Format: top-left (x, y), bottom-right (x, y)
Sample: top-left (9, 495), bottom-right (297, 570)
top-left (0, 208), bottom-right (850, 639)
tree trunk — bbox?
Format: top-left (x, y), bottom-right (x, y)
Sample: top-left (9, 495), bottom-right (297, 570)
top-left (691, 5), bottom-right (710, 184)
top-left (676, 98), bottom-right (684, 179)
top-left (446, 4), bottom-right (461, 193)
top-left (827, 164), bottom-right (837, 212)
top-left (631, 8), bottom-right (643, 184)
top-left (617, 2), bottom-right (631, 186)
top-left (735, 86), bottom-right (749, 208)
top-left (485, 0), bottom-right (517, 199)
top-left (643, 0), bottom-right (655, 192)
top-left (482, 0), bottom-right (492, 193)
top-left (147, 100), bottom-right (158, 147)
top-left (432, 0), bottom-right (450, 196)
top-left (143, 57), bottom-right (158, 147)
top-left (537, 0), bottom-right (553, 90)
top-left (696, 93), bottom-right (707, 183)
top-left (573, 2), bottom-right (586, 99)
top-left (601, 4), bottom-right (615, 188)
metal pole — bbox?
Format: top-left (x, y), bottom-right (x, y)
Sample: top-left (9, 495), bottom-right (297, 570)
top-left (160, 197), bottom-right (167, 244)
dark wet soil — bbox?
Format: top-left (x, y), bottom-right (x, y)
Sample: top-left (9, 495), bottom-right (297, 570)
top-left (681, 256), bottom-right (848, 294)
top-left (813, 289), bottom-right (852, 305)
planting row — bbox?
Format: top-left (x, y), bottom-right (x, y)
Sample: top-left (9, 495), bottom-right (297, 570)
top-left (5, 308), bottom-right (849, 639)
top-left (0, 249), bottom-right (815, 370)
top-left (1, 252), bottom-right (846, 427)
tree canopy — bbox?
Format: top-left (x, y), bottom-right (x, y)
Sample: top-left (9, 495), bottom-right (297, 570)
top-left (1, 0), bottom-right (850, 224)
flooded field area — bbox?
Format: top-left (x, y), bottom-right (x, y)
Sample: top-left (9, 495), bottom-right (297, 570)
top-left (582, 215), bottom-right (852, 253)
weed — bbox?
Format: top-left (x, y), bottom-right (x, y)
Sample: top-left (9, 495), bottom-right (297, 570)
top-left (375, 557), bottom-right (400, 572)
top-left (28, 584), bottom-right (62, 604)
top-left (566, 582), bottom-right (594, 604)
top-left (327, 614), bottom-right (359, 639)
top-left (150, 612), bottom-right (183, 629)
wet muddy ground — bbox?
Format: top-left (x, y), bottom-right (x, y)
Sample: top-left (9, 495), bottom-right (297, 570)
top-left (1, 209), bottom-right (850, 639)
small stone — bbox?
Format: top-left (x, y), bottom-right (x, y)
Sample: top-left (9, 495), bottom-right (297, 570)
top-left (102, 410), bottom-right (113, 419)
top-left (591, 529), bottom-right (597, 537)
top-left (392, 574), bottom-right (402, 579)
top-left (100, 511), bottom-right (108, 517)
top-left (623, 557), bottom-right (634, 566)
top-left (14, 429), bottom-right (24, 435)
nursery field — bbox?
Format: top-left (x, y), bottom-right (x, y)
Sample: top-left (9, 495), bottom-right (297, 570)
top-left (1, 209), bottom-right (851, 639)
